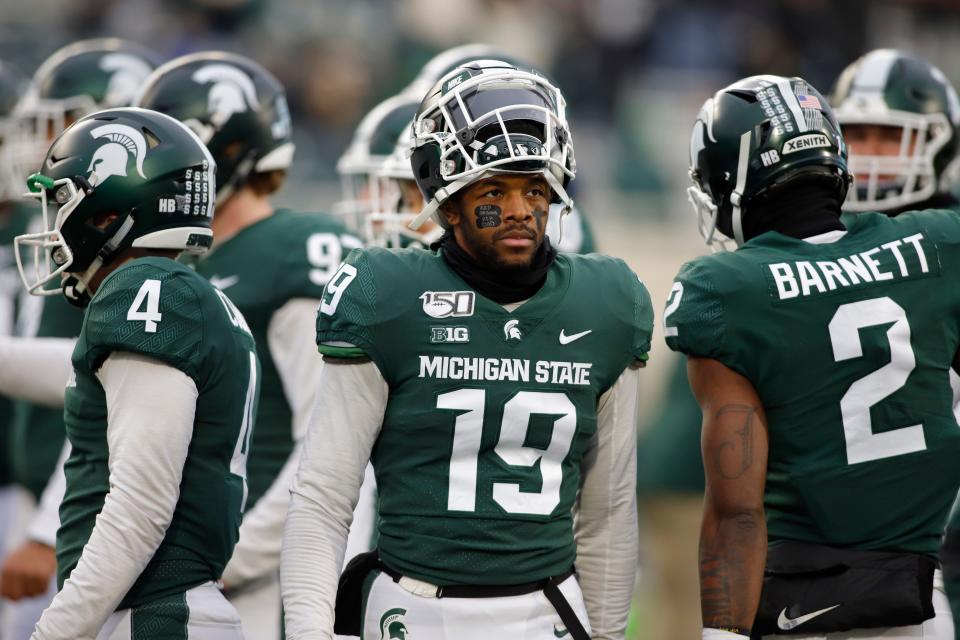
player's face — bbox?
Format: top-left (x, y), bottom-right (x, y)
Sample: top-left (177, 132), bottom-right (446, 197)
top-left (445, 175), bottom-right (550, 270)
top-left (843, 123), bottom-right (904, 182)
top-left (399, 179), bottom-right (424, 213)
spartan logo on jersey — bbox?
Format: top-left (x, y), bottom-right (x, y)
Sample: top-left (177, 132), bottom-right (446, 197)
top-left (504, 318), bottom-right (522, 341)
top-left (379, 608), bottom-right (410, 640)
top-left (189, 64), bottom-right (258, 138)
top-left (87, 123), bottom-right (147, 187)
top-left (420, 291), bottom-right (475, 318)
top-left (99, 53), bottom-right (154, 107)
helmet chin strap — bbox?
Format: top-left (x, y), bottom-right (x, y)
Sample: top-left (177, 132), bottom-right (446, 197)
top-left (62, 214), bottom-right (136, 306)
top-left (730, 131), bottom-right (752, 246)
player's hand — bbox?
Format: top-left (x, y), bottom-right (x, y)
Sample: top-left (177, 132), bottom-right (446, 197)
top-left (0, 541), bottom-right (56, 600)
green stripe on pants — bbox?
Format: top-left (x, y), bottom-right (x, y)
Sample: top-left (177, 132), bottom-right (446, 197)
top-left (131, 591), bottom-right (189, 640)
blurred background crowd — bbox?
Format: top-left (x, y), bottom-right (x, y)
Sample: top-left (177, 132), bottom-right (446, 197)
top-left (1, 0), bottom-right (959, 637)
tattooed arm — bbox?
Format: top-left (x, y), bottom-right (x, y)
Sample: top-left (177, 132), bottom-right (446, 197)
top-left (687, 357), bottom-right (769, 635)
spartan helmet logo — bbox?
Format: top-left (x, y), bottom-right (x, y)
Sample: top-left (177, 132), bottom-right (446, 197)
top-left (379, 608), bottom-right (409, 640)
top-left (504, 319), bottom-right (522, 341)
top-left (86, 123), bottom-right (147, 187)
top-left (99, 53), bottom-right (154, 108)
top-left (191, 64), bottom-right (258, 135)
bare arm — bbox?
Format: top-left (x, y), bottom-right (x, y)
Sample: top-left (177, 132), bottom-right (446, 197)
top-left (687, 357), bottom-right (768, 635)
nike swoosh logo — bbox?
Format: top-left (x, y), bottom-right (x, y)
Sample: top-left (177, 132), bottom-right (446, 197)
top-left (553, 625), bottom-right (569, 638)
top-left (559, 329), bottom-right (592, 345)
top-left (209, 275), bottom-right (239, 290)
top-left (777, 604), bottom-right (840, 630)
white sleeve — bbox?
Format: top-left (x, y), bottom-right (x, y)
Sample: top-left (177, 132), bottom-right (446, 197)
top-left (31, 353), bottom-right (197, 640)
top-left (221, 298), bottom-right (323, 587)
top-left (0, 336), bottom-right (75, 407)
top-left (281, 359), bottom-right (387, 640)
top-left (574, 366), bottom-right (640, 640)
top-left (27, 440), bottom-right (71, 548)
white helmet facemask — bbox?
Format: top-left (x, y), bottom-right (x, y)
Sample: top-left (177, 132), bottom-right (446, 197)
top-left (837, 103), bottom-right (952, 212)
top-left (409, 67), bottom-right (576, 232)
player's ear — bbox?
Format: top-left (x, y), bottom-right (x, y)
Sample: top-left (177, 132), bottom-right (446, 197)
top-left (440, 200), bottom-right (461, 227)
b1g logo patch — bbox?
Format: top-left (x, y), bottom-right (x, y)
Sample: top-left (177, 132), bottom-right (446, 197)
top-left (430, 326), bottom-right (469, 343)
top-left (379, 608), bottom-right (409, 639)
top-left (420, 291), bottom-right (475, 318)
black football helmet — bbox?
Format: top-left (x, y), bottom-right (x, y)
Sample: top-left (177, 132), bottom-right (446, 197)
top-left (15, 108), bottom-right (215, 306)
top-left (688, 75), bottom-right (850, 249)
top-left (134, 51), bottom-right (294, 203)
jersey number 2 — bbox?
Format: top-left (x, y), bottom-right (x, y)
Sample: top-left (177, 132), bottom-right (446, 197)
top-left (437, 389), bottom-right (577, 516)
top-left (828, 296), bottom-right (926, 465)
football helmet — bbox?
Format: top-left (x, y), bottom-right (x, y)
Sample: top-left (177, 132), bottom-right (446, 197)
top-left (832, 49), bottom-right (960, 212)
top-left (9, 39), bottom-right (159, 187)
top-left (408, 60), bottom-right (575, 232)
top-left (134, 51), bottom-right (294, 202)
top-left (367, 121), bottom-right (442, 248)
top-left (404, 43), bottom-right (525, 99)
top-left (15, 107), bottom-right (215, 306)
top-left (0, 61), bottom-right (27, 201)
top-left (688, 75), bottom-right (850, 249)
top-left (334, 93), bottom-right (420, 232)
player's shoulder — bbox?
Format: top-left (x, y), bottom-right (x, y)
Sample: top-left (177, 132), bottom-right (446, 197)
top-left (83, 257), bottom-right (217, 374)
top-left (316, 247), bottom-right (442, 357)
top-left (563, 252), bottom-right (650, 304)
top-left (882, 207), bottom-right (960, 242)
top-left (267, 208), bottom-right (355, 237)
top-left (257, 209), bottom-right (364, 298)
top-left (561, 252), bottom-right (654, 361)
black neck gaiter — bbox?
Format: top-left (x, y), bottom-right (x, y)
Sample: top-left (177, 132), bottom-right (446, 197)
top-left (438, 232), bottom-right (557, 304)
top-left (743, 182), bottom-right (845, 241)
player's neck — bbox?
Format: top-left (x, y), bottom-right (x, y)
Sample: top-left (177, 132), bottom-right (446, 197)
top-left (211, 188), bottom-right (274, 245)
top-left (440, 233), bottom-right (557, 304)
top-left (744, 182), bottom-right (844, 241)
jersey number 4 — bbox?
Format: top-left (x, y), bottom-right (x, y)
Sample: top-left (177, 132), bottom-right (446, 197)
top-left (437, 389), bottom-right (577, 516)
top-left (829, 296), bottom-right (926, 465)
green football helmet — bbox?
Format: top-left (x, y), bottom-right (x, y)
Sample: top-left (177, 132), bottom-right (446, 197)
top-left (408, 59), bottom-right (575, 233)
top-left (9, 39), bottom-right (160, 188)
top-left (15, 107), bottom-right (215, 306)
top-left (688, 75), bottom-right (850, 250)
top-left (134, 51), bottom-right (294, 202)
top-left (832, 49), bottom-right (960, 212)
top-left (0, 60), bottom-right (27, 201)
top-left (334, 92), bottom-right (420, 233)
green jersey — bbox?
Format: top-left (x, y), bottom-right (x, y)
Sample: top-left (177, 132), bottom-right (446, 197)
top-left (317, 248), bottom-right (652, 585)
top-left (191, 209), bottom-right (361, 509)
top-left (0, 204), bottom-right (33, 486)
top-left (59, 257), bottom-right (259, 609)
top-left (665, 210), bottom-right (960, 556)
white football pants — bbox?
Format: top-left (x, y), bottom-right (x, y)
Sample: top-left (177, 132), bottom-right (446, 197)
top-left (762, 571), bottom-right (954, 639)
top-left (361, 570), bottom-right (590, 640)
top-left (98, 582), bottom-right (244, 640)
top-left (227, 573), bottom-right (280, 640)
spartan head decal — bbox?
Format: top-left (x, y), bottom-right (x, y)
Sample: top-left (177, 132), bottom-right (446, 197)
top-left (87, 123), bottom-right (147, 187)
top-left (99, 53), bottom-right (154, 108)
top-left (191, 64), bottom-right (258, 132)
top-left (379, 608), bottom-right (409, 640)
